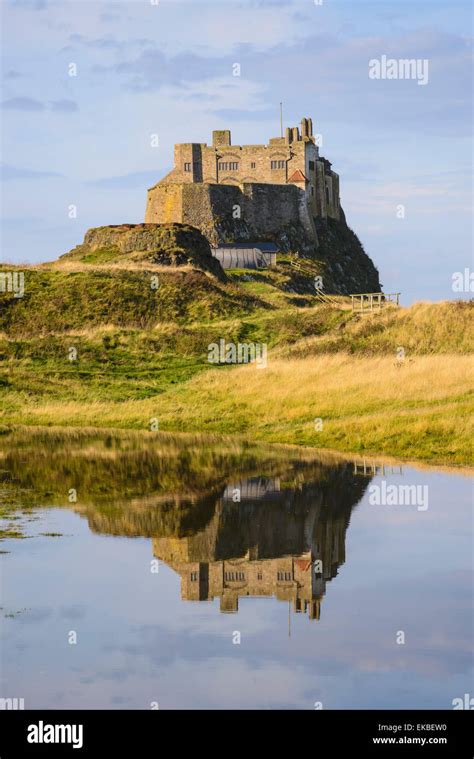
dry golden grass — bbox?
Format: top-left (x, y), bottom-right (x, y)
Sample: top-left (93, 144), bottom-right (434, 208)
top-left (281, 300), bottom-right (474, 357)
top-left (47, 260), bottom-right (201, 274)
top-left (1, 288), bottom-right (472, 464)
top-left (4, 353), bottom-right (472, 464)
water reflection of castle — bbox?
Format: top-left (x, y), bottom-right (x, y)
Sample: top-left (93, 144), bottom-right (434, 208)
top-left (1, 432), bottom-right (373, 621)
top-left (153, 473), bottom-right (362, 620)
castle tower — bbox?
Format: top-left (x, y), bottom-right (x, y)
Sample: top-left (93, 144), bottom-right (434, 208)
top-left (212, 130), bottom-right (231, 147)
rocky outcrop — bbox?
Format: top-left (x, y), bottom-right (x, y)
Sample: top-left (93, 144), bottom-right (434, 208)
top-left (61, 223), bottom-right (226, 281)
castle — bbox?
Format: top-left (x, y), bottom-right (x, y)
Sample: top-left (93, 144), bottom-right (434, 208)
top-left (61, 114), bottom-right (380, 292)
top-left (145, 117), bottom-right (342, 248)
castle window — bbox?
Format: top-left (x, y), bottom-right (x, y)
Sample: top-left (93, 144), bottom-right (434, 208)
top-left (251, 162), bottom-right (256, 169)
top-left (184, 162), bottom-right (192, 172)
top-left (190, 571), bottom-right (198, 581)
top-left (326, 186), bottom-right (330, 204)
top-left (271, 160), bottom-right (286, 170)
top-left (309, 160), bottom-right (315, 171)
top-left (225, 571), bottom-right (245, 581)
top-left (218, 162), bottom-right (239, 171)
top-left (257, 572), bottom-right (262, 580)
top-left (311, 187), bottom-right (314, 196)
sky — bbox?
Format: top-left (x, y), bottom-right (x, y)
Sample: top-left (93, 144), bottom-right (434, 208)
top-left (0, 0), bottom-right (472, 303)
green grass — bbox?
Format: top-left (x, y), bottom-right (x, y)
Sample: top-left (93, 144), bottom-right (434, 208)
top-left (0, 267), bottom-right (265, 333)
top-left (1, 260), bottom-right (473, 464)
top-left (0, 528), bottom-right (25, 540)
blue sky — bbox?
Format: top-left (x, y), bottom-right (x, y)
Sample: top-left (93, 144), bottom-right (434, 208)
top-left (1, 0), bottom-right (472, 303)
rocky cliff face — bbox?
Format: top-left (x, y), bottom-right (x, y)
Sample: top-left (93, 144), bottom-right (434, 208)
top-left (314, 216), bottom-right (381, 295)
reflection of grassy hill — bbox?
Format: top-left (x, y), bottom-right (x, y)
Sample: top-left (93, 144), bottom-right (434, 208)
top-left (0, 429), bottom-right (357, 538)
top-left (0, 429), bottom-right (300, 505)
top-left (1, 230), bottom-right (473, 465)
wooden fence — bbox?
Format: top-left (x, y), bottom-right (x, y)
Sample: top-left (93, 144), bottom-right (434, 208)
top-left (350, 292), bottom-right (400, 311)
top-left (290, 259), bottom-right (401, 312)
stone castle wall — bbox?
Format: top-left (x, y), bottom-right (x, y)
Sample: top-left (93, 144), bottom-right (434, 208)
top-left (144, 183), bottom-right (183, 225)
top-left (145, 182), bottom-right (318, 246)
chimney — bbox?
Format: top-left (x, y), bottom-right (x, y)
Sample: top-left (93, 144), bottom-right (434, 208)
top-left (285, 126), bottom-right (292, 144)
top-left (307, 117), bottom-right (313, 136)
top-left (300, 118), bottom-right (308, 138)
top-left (291, 126), bottom-right (300, 142)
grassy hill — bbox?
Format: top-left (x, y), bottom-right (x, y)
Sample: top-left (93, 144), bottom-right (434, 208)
top-left (1, 224), bottom-right (472, 465)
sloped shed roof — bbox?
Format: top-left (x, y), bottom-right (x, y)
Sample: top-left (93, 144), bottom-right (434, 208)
top-left (214, 242), bottom-right (279, 252)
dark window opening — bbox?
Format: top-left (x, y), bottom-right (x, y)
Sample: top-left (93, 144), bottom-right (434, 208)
top-left (225, 571), bottom-right (245, 581)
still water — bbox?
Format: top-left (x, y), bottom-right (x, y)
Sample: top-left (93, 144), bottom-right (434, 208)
top-left (0, 430), bottom-right (472, 709)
